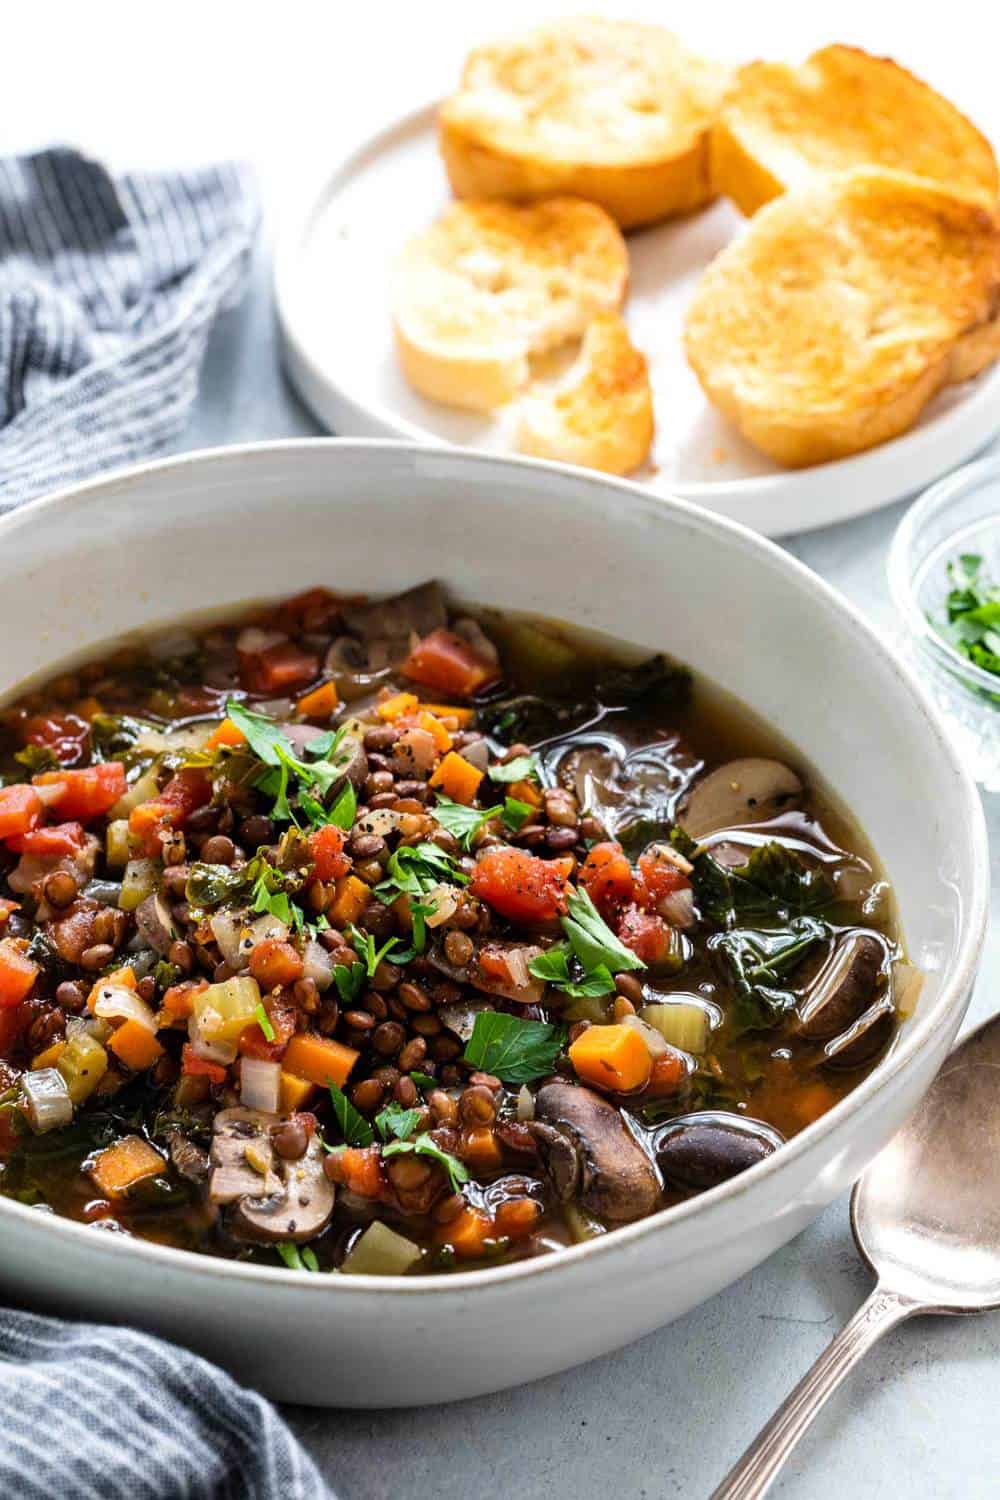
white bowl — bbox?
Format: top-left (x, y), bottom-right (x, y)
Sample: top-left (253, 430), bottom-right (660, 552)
top-left (0, 441), bottom-right (988, 1407)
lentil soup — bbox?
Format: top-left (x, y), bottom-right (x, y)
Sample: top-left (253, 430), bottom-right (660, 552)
top-left (0, 583), bottom-right (910, 1274)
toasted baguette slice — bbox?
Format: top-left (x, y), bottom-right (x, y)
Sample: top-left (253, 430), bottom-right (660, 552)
top-left (439, 18), bottom-right (727, 230)
top-left (684, 169), bottom-right (1000, 468)
top-left (517, 315), bottom-right (654, 474)
top-left (712, 45), bottom-right (999, 216)
top-left (392, 198), bottom-right (628, 410)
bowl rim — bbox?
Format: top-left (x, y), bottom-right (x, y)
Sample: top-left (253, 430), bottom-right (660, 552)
top-left (888, 452), bottom-right (1000, 701)
top-left (0, 437), bottom-right (989, 1297)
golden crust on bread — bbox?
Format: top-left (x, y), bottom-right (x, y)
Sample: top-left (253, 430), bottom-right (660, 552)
top-left (439, 18), bottom-right (728, 229)
top-left (517, 314), bottom-right (654, 474)
top-left (684, 169), bottom-right (1000, 468)
top-left (392, 197), bottom-right (628, 411)
top-left (711, 45), bottom-right (999, 216)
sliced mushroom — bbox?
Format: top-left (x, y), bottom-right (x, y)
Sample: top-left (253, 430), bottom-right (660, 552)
top-left (529, 1082), bottom-right (661, 1223)
top-left (210, 1108), bottom-right (335, 1244)
top-left (821, 996), bottom-right (895, 1071)
top-left (680, 758), bottom-right (803, 838)
top-left (428, 940), bottom-right (546, 1007)
top-left (796, 933), bottom-right (884, 1041)
top-left (135, 892), bottom-right (180, 957)
top-left (342, 581), bottom-right (446, 643)
top-left (655, 1112), bottom-right (784, 1191)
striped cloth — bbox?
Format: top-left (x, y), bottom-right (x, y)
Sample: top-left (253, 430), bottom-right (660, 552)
top-left (0, 1307), bottom-right (330, 1499)
top-left (0, 148), bottom-right (258, 506)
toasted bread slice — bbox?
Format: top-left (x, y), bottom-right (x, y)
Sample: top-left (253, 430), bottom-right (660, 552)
top-left (684, 169), bottom-right (1000, 468)
top-left (712, 45), bottom-right (999, 216)
top-left (517, 314), bottom-right (654, 474)
top-left (439, 18), bottom-right (727, 230)
top-left (392, 198), bottom-right (628, 410)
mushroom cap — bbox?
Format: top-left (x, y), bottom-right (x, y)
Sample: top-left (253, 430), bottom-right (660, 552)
top-left (135, 892), bottom-right (180, 957)
top-left (210, 1107), bottom-right (335, 1244)
top-left (796, 932), bottom-right (885, 1041)
top-left (531, 1081), bottom-right (661, 1222)
top-left (680, 758), bottom-right (803, 839)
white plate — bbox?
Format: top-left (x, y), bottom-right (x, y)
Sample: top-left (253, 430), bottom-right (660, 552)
top-left (275, 104), bottom-right (1000, 538)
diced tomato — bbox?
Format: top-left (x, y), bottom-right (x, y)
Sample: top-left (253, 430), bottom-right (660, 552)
top-left (181, 1044), bottom-right (227, 1085)
top-left (239, 989), bottom-right (297, 1060)
top-left (7, 821), bottom-right (86, 857)
top-left (22, 712), bottom-right (90, 766)
top-left (470, 847), bottom-right (569, 924)
top-left (34, 762), bottom-right (126, 822)
top-left (0, 784), bottom-right (43, 841)
top-left (580, 842), bottom-right (635, 915)
top-left (308, 824), bottom-right (351, 882)
top-left (129, 768), bottom-right (211, 856)
top-left (616, 903), bottom-right (673, 966)
top-left (644, 1050), bottom-right (688, 1097)
top-left (637, 848), bottom-right (691, 906)
top-left (0, 1001), bottom-right (28, 1058)
top-left (0, 938), bottom-right (40, 1008)
top-left (239, 641), bottom-right (319, 694)
top-left (249, 939), bottom-right (304, 991)
top-left (401, 629), bottom-right (500, 698)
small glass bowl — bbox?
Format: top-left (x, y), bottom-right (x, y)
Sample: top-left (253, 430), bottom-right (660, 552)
top-left (888, 454), bottom-right (1000, 792)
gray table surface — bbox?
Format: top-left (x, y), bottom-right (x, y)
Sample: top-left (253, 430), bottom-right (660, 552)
top-left (180, 250), bottom-right (1000, 1500)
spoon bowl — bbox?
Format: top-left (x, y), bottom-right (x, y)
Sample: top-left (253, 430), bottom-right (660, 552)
top-left (713, 1010), bottom-right (1000, 1499)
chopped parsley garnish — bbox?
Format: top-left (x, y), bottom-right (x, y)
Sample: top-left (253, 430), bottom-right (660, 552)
top-left (932, 553), bottom-right (1000, 679)
top-left (501, 797), bottom-right (534, 832)
top-left (528, 943), bottom-right (615, 998)
top-left (488, 753), bottom-right (539, 784)
top-left (224, 700), bottom-right (354, 824)
top-left (374, 842), bottom-right (468, 905)
top-left (462, 1012), bottom-right (565, 1083)
top-left (562, 885), bottom-right (644, 974)
top-left (348, 926), bottom-right (408, 977)
top-left (253, 1003), bottom-right (276, 1042)
top-left (409, 1071), bottom-right (437, 1094)
top-left (326, 1080), bottom-right (374, 1147)
top-left (375, 1105), bottom-right (421, 1142)
top-left (431, 793), bottom-right (503, 849)
top-left (277, 1243), bottom-right (320, 1273)
top-left (333, 961), bottom-right (367, 1005)
top-left (382, 1132), bottom-right (469, 1193)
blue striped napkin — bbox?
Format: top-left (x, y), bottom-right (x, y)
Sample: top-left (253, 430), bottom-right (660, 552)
top-left (0, 148), bottom-right (258, 505)
top-left (0, 1307), bottom-right (330, 1498)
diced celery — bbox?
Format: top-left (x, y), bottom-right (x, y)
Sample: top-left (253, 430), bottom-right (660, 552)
top-left (57, 1032), bottom-right (108, 1105)
top-left (641, 1001), bottom-right (710, 1055)
top-left (192, 976), bottom-right (261, 1043)
top-left (341, 1221), bottom-right (423, 1276)
top-left (105, 819), bottom-right (131, 870)
top-left (119, 858), bottom-right (158, 912)
top-left (107, 768), bottom-right (161, 821)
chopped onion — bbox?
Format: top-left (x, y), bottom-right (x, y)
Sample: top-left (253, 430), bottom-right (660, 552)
top-left (237, 626), bottom-right (286, 655)
top-left (395, 727), bottom-right (437, 775)
top-left (458, 738), bottom-right (490, 772)
top-left (503, 947), bottom-right (530, 989)
top-left (302, 939), bottom-right (334, 992)
top-left (94, 984), bottom-right (157, 1033)
top-left (423, 883), bottom-right (459, 929)
top-left (659, 887), bottom-right (696, 929)
top-left (892, 961), bottom-right (925, 1018)
top-left (210, 910), bottom-right (245, 969)
top-left (119, 857), bottom-right (158, 913)
top-left (66, 1014), bottom-right (112, 1045)
top-left (452, 617), bottom-right (499, 664)
top-left (621, 1013), bottom-right (670, 1058)
top-left (22, 1069), bottom-right (74, 1134)
top-left (187, 1014), bottom-right (239, 1066)
top-left (236, 913), bottom-right (290, 965)
top-left (241, 1057), bottom-right (282, 1114)
top-left (516, 1085), bottom-right (535, 1121)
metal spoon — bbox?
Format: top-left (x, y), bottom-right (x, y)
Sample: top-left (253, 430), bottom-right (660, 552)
top-left (711, 1010), bottom-right (1000, 1500)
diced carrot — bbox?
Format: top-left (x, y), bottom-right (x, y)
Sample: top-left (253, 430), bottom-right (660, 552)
top-left (616, 904), bottom-right (672, 966)
top-left (377, 691), bottom-right (419, 722)
top-left (159, 979), bottom-right (206, 1026)
top-left (87, 965), bottom-right (137, 1014)
top-left (295, 680), bottom-right (339, 719)
top-left (470, 847), bottom-right (569, 924)
top-left (0, 939), bottom-right (40, 1009)
top-left (240, 641), bottom-right (319, 694)
top-left (204, 717), bottom-right (247, 750)
top-left (279, 1071), bottom-right (317, 1113)
top-left (402, 629), bottom-right (500, 698)
top-left (0, 784), bottom-right (43, 841)
top-left (31, 1040), bottom-right (67, 1071)
top-left (645, 1050), bottom-right (687, 1097)
top-left (419, 703), bottom-right (475, 727)
top-left (34, 763), bottom-right (126, 822)
top-left (437, 1206), bottom-right (494, 1258)
top-left (550, 855), bottom-right (576, 881)
top-left (108, 1020), bottom-right (164, 1072)
top-left (249, 938), bottom-right (304, 991)
top-left (429, 750), bottom-right (483, 804)
top-left (326, 1144), bottom-right (388, 1200)
top-left (418, 711), bottom-right (453, 755)
top-left (580, 842), bottom-right (635, 915)
top-left (89, 1135), bottom-right (165, 1199)
top-left (509, 778), bottom-right (543, 810)
top-left (308, 824), bottom-right (351, 882)
top-left (328, 874), bottom-right (370, 928)
top-left (283, 1031), bottom-right (359, 1089)
top-left (181, 1043), bottom-right (228, 1084)
top-left (494, 1197), bottom-right (542, 1241)
top-left (7, 821), bottom-right (86, 857)
top-left (569, 1023), bottom-right (652, 1093)
top-left (461, 1128), bottom-right (503, 1168)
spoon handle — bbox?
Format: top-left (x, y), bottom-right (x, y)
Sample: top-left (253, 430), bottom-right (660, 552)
top-left (709, 1284), bottom-right (919, 1500)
